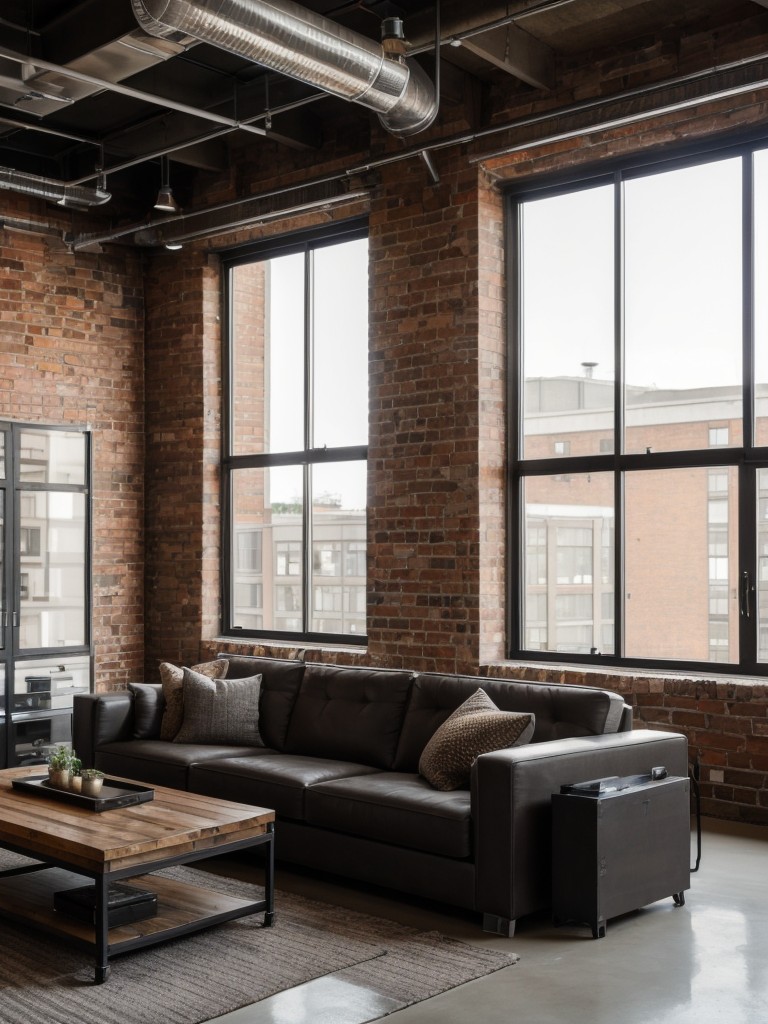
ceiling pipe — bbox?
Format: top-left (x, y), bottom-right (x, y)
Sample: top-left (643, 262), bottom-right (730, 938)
top-left (0, 45), bottom-right (268, 139)
top-left (0, 166), bottom-right (110, 207)
top-left (69, 170), bottom-right (374, 250)
top-left (131, 0), bottom-right (437, 138)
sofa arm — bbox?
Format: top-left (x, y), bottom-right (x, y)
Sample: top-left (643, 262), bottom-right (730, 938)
top-left (472, 729), bottom-right (689, 933)
top-left (73, 692), bottom-right (135, 768)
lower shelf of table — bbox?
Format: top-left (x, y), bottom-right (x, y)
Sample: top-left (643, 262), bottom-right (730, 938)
top-left (0, 865), bottom-right (262, 953)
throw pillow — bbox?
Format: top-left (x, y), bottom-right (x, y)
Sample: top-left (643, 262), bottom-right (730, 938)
top-left (128, 682), bottom-right (165, 739)
top-left (159, 658), bottom-right (229, 741)
top-left (173, 669), bottom-right (264, 746)
top-left (419, 688), bottom-right (535, 791)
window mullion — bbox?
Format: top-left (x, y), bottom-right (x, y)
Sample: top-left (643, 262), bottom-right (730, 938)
top-left (743, 151), bottom-right (755, 452)
top-left (739, 464), bottom-right (757, 672)
top-left (614, 172), bottom-right (625, 660)
top-left (303, 247), bottom-right (313, 635)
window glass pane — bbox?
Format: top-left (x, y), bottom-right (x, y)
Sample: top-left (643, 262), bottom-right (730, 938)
top-left (231, 465), bottom-right (303, 632)
top-left (755, 149), bottom-right (768, 447)
top-left (521, 185), bottom-right (614, 459)
top-left (758, 468), bottom-right (768, 663)
top-left (230, 252), bottom-right (305, 455)
top-left (310, 461), bottom-right (366, 637)
top-left (624, 158), bottom-right (742, 454)
top-left (312, 238), bottom-right (369, 448)
top-left (19, 430), bottom-right (86, 485)
top-left (0, 492), bottom-right (3, 650)
top-left (522, 473), bottom-right (614, 655)
top-left (18, 491), bottom-right (86, 650)
top-left (625, 467), bottom-right (738, 662)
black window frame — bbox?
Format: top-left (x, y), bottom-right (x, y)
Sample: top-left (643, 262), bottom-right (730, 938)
top-left (221, 219), bottom-right (368, 645)
top-left (506, 131), bottom-right (768, 675)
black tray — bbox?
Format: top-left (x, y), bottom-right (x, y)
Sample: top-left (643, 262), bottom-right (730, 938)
top-left (12, 775), bottom-right (154, 812)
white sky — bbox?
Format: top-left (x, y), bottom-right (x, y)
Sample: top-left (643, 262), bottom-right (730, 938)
top-left (267, 238), bottom-right (368, 508)
top-left (521, 153), bottom-right (757, 391)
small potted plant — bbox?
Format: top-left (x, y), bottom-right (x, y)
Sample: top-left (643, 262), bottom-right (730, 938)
top-left (69, 755), bottom-right (83, 793)
top-left (80, 768), bottom-right (105, 797)
top-left (47, 745), bottom-right (73, 789)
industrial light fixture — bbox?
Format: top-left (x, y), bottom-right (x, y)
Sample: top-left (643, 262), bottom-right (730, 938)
top-left (154, 154), bottom-right (179, 213)
top-left (164, 241), bottom-right (183, 250)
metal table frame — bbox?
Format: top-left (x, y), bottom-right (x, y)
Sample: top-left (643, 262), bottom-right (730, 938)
top-left (0, 820), bottom-right (275, 983)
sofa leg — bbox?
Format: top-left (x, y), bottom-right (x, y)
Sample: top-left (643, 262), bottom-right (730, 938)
top-left (483, 913), bottom-right (516, 937)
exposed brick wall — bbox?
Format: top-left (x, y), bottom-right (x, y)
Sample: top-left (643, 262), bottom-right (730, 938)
top-left (0, 202), bottom-right (145, 689)
top-left (156, 18), bottom-right (768, 820)
top-left (367, 157), bottom-right (483, 673)
top-left (2, 15), bottom-right (768, 823)
top-left (143, 249), bottom-right (223, 679)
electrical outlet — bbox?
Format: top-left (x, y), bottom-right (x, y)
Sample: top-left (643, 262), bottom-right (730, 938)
top-left (710, 769), bottom-right (724, 783)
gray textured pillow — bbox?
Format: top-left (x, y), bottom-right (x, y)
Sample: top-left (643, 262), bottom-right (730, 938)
top-left (419, 688), bottom-right (534, 791)
top-left (159, 659), bottom-right (228, 741)
top-left (173, 668), bottom-right (264, 746)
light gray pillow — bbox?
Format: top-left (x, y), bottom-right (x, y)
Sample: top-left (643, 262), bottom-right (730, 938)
top-left (173, 668), bottom-right (264, 746)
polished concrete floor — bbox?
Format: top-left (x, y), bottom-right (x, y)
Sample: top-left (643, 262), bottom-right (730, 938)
top-left (207, 818), bottom-right (768, 1024)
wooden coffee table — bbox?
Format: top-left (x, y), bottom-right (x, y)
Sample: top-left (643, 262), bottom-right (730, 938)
top-left (0, 766), bottom-right (275, 983)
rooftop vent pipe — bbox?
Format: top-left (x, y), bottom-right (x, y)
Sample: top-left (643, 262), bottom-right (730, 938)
top-left (131, 0), bottom-right (437, 138)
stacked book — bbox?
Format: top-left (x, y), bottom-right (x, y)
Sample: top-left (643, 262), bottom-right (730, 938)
top-left (54, 882), bottom-right (158, 927)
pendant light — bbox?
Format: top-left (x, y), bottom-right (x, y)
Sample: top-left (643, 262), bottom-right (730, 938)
top-left (154, 154), bottom-right (179, 213)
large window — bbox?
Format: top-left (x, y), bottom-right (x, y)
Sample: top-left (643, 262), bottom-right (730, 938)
top-left (509, 140), bottom-right (768, 673)
top-left (223, 222), bottom-right (368, 642)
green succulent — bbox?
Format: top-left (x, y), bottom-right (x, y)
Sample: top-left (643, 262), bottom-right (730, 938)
top-left (47, 745), bottom-right (74, 771)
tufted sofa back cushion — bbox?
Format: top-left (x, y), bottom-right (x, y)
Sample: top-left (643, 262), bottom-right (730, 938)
top-left (217, 655), bottom-right (305, 751)
top-left (393, 673), bottom-right (627, 772)
top-left (284, 663), bottom-right (415, 769)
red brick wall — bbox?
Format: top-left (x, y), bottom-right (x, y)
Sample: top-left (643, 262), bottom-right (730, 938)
top-left (2, 15), bottom-right (767, 822)
top-left (0, 201), bottom-right (145, 688)
top-left (143, 249), bottom-right (222, 676)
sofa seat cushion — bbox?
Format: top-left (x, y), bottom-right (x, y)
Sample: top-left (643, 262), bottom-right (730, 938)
top-left (305, 773), bottom-right (472, 859)
top-left (188, 754), bottom-right (381, 821)
top-left (94, 740), bottom-right (265, 790)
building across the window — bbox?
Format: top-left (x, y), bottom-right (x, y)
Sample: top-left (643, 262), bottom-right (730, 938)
top-left (509, 139), bottom-right (768, 675)
top-left (223, 221), bottom-right (368, 644)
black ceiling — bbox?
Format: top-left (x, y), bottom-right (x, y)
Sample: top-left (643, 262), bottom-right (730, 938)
top-left (0, 0), bottom-right (765, 223)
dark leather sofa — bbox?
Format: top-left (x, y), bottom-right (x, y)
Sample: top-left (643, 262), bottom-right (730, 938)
top-left (73, 655), bottom-right (689, 934)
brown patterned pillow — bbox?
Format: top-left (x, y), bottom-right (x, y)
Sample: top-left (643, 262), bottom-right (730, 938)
top-left (159, 659), bottom-right (228, 740)
top-left (173, 668), bottom-right (263, 746)
top-left (419, 688), bottom-right (535, 791)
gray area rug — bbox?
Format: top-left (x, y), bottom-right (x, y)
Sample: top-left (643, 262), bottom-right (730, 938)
top-left (0, 858), bottom-right (518, 1024)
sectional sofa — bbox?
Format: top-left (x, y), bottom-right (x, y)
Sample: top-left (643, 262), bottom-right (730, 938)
top-left (73, 655), bottom-right (689, 934)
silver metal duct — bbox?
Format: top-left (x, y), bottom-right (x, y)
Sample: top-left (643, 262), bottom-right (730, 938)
top-left (0, 167), bottom-right (111, 207)
top-left (131, 0), bottom-right (437, 138)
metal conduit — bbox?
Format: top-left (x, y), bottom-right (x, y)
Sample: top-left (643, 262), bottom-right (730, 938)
top-left (0, 167), bottom-right (110, 207)
top-left (67, 58), bottom-right (768, 248)
top-left (131, 0), bottom-right (437, 138)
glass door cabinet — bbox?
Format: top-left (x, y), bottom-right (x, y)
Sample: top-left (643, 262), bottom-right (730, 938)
top-left (0, 424), bottom-right (92, 767)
